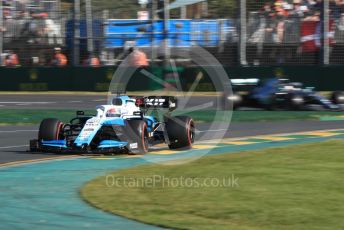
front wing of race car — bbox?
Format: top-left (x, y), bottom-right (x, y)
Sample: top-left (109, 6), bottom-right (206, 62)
top-left (29, 117), bottom-right (138, 154)
top-left (29, 139), bottom-right (132, 154)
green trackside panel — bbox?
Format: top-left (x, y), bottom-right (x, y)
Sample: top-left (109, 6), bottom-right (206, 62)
top-left (150, 66), bottom-right (164, 90)
top-left (181, 67), bottom-right (216, 92)
top-left (0, 67), bottom-right (72, 91)
top-left (72, 67), bottom-right (112, 91)
top-left (0, 67), bottom-right (116, 91)
top-left (1, 66), bottom-right (344, 92)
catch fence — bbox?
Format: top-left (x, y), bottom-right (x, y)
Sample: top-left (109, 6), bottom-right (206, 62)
top-left (0, 0), bottom-right (343, 67)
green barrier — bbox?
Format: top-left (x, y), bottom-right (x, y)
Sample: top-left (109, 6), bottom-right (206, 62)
top-left (0, 67), bottom-right (160, 91)
top-left (0, 66), bottom-right (344, 91)
top-left (0, 67), bottom-right (116, 91)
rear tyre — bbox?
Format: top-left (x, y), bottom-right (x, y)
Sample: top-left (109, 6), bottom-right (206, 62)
top-left (331, 91), bottom-right (344, 105)
top-left (165, 116), bottom-right (195, 150)
top-left (127, 120), bottom-right (149, 154)
top-left (38, 118), bottom-right (63, 141)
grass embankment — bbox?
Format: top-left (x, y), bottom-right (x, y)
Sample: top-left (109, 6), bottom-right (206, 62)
top-left (0, 109), bottom-right (94, 125)
top-left (1, 109), bottom-right (343, 125)
top-left (180, 110), bottom-right (344, 123)
top-left (81, 140), bottom-right (344, 230)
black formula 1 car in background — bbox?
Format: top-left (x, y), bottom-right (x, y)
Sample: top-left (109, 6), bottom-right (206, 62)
top-left (227, 78), bottom-right (344, 111)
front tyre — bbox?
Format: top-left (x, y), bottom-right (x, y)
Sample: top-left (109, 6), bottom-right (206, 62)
top-left (38, 118), bottom-right (63, 141)
top-left (165, 116), bottom-right (195, 150)
top-left (286, 93), bottom-right (305, 110)
top-left (224, 92), bottom-right (242, 110)
top-left (127, 120), bottom-right (149, 154)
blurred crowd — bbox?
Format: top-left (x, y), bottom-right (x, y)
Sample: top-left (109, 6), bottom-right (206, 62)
top-left (0, 0), bottom-right (105, 67)
top-left (2, 0), bottom-right (344, 67)
top-left (246, 0), bottom-right (344, 64)
top-left (1, 0), bottom-right (62, 44)
top-left (0, 0), bottom-right (65, 66)
top-left (249, 0), bottom-right (344, 43)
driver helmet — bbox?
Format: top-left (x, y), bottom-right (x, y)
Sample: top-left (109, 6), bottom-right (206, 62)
top-left (106, 108), bottom-right (120, 117)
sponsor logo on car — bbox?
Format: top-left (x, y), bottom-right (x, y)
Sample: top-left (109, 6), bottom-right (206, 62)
top-left (130, 143), bottom-right (138, 149)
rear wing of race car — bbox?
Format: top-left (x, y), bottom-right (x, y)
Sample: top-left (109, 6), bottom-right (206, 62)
top-left (231, 78), bottom-right (260, 92)
top-left (135, 96), bottom-right (177, 111)
top-left (231, 78), bottom-right (260, 86)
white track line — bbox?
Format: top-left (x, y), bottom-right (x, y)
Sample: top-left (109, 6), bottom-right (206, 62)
top-left (197, 129), bottom-right (229, 133)
top-left (68, 101), bottom-right (82, 103)
top-left (0, 102), bottom-right (55, 104)
top-left (0, 130), bottom-right (38, 133)
top-left (0, 145), bottom-right (28, 149)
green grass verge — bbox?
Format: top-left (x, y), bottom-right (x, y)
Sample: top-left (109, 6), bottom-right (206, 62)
top-left (178, 110), bottom-right (344, 123)
top-left (1, 109), bottom-right (343, 125)
top-left (0, 109), bottom-right (94, 125)
top-left (81, 140), bottom-right (344, 230)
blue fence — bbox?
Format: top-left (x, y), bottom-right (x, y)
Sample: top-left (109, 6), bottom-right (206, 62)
top-left (64, 19), bottom-right (235, 50)
top-left (104, 19), bottom-right (234, 48)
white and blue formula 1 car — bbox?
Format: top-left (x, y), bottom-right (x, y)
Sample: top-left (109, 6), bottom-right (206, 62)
top-left (29, 95), bottom-right (195, 154)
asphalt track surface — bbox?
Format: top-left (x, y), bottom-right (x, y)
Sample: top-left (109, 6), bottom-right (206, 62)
top-left (2, 120), bottom-right (344, 164)
top-left (1, 93), bottom-right (344, 163)
top-left (0, 94), bottom-right (220, 109)
top-left (2, 93), bottom-right (344, 164)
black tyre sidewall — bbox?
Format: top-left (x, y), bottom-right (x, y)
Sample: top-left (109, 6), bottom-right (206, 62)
top-left (166, 116), bottom-right (195, 150)
top-left (38, 118), bottom-right (63, 141)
